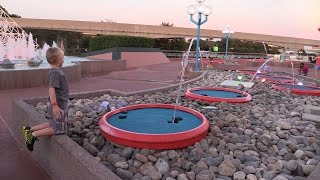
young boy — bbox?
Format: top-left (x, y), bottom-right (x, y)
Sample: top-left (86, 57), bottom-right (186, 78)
top-left (22, 47), bottom-right (69, 151)
top-left (299, 63), bottom-right (309, 76)
top-left (315, 56), bottom-right (320, 78)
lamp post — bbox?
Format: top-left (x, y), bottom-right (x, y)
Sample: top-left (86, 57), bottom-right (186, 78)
top-left (187, 0), bottom-right (212, 71)
top-left (298, 51), bottom-right (302, 59)
top-left (222, 25), bottom-right (234, 60)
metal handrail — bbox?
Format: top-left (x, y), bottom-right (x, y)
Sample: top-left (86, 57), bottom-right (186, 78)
top-left (162, 50), bottom-right (268, 59)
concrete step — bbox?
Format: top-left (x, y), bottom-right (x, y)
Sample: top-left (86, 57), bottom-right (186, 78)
top-left (305, 105), bottom-right (320, 116)
top-left (302, 113), bottom-right (320, 123)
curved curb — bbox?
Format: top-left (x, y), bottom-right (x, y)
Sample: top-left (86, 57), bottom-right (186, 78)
top-left (99, 104), bottom-right (209, 149)
top-left (284, 73), bottom-right (320, 86)
top-left (185, 87), bottom-right (252, 103)
top-left (256, 75), bottom-right (295, 84)
top-left (272, 84), bottom-right (320, 96)
top-left (236, 69), bottom-right (266, 75)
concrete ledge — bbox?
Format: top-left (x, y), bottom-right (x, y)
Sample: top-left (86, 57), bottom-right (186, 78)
top-left (0, 63), bottom-right (82, 90)
top-left (11, 71), bottom-right (205, 180)
top-left (80, 60), bottom-right (126, 76)
top-left (0, 60), bottom-right (127, 90)
top-left (81, 47), bottom-right (162, 58)
top-left (12, 99), bottom-right (121, 180)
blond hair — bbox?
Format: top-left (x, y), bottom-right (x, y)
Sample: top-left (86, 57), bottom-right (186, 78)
top-left (46, 47), bottom-right (64, 65)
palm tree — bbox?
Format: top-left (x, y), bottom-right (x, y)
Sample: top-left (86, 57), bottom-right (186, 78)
top-left (0, 5), bottom-right (21, 18)
top-left (161, 22), bottom-right (173, 27)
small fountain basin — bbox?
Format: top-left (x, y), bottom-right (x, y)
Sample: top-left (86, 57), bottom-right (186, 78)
top-left (272, 84), bottom-right (320, 96)
top-left (99, 104), bottom-right (209, 149)
top-left (236, 69), bottom-right (266, 75)
top-left (256, 75), bottom-right (295, 84)
top-left (185, 87), bottom-right (252, 103)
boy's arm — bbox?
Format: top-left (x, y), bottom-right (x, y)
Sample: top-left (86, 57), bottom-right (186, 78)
top-left (49, 87), bottom-right (62, 118)
top-left (49, 87), bottom-right (57, 104)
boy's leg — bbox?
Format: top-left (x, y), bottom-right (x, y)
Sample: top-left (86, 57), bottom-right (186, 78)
top-left (33, 127), bottom-right (55, 137)
top-left (31, 123), bottom-right (50, 131)
top-left (22, 128), bottom-right (38, 151)
top-left (23, 127), bottom-right (55, 151)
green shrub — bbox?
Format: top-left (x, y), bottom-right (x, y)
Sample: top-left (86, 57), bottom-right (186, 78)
top-left (89, 35), bottom-right (155, 51)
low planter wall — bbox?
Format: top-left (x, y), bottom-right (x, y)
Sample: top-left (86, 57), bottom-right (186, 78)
top-left (80, 60), bottom-right (126, 76)
top-left (11, 71), bottom-right (205, 180)
top-left (0, 63), bottom-right (81, 90)
top-left (12, 98), bottom-right (121, 180)
top-left (0, 60), bottom-right (127, 90)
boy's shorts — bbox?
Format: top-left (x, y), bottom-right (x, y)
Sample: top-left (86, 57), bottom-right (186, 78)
top-left (315, 66), bottom-right (320, 70)
top-left (47, 102), bottom-right (68, 134)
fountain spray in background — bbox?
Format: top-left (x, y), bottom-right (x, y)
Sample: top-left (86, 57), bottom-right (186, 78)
top-left (172, 38), bottom-right (196, 122)
top-left (0, 41), bottom-right (5, 61)
top-left (27, 33), bottom-right (36, 59)
top-left (0, 6), bottom-right (39, 62)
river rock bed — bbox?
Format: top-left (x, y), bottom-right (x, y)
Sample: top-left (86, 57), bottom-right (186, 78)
top-left (34, 70), bottom-right (320, 180)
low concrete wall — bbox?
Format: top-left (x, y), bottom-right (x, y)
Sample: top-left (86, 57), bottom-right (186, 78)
top-left (0, 64), bottom-right (82, 90)
top-left (86, 53), bottom-right (113, 61)
top-left (0, 60), bottom-right (127, 90)
top-left (12, 98), bottom-right (121, 180)
top-left (80, 60), bottom-right (126, 76)
top-left (11, 71), bottom-right (205, 180)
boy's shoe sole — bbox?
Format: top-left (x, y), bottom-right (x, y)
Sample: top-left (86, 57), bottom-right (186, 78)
top-left (25, 138), bottom-right (36, 151)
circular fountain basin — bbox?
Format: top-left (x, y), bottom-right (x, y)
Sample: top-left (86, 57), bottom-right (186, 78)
top-left (99, 104), bottom-right (209, 149)
top-left (0, 56), bottom-right (87, 71)
top-left (272, 84), bottom-right (320, 96)
top-left (185, 87), bottom-right (252, 103)
top-left (236, 69), bottom-right (266, 75)
top-left (256, 75), bottom-right (295, 84)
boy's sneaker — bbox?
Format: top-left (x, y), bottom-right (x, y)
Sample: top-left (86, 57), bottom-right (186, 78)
top-left (22, 126), bottom-right (30, 140)
top-left (22, 126), bottom-right (38, 151)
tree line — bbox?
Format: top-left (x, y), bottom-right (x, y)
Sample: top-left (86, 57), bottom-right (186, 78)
top-left (3, 7), bottom-right (281, 55)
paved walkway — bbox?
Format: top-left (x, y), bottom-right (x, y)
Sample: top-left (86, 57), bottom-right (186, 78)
top-left (0, 61), bottom-right (195, 180)
top-left (1, 61), bottom-right (319, 179)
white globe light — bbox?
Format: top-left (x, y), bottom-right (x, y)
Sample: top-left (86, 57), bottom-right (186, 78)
top-left (198, 5), bottom-right (205, 14)
top-left (187, 5), bottom-right (196, 15)
top-left (223, 25), bottom-right (234, 34)
top-left (203, 6), bottom-right (212, 16)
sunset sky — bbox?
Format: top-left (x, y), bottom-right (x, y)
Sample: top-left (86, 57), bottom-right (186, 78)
top-left (2, 0), bottom-right (320, 40)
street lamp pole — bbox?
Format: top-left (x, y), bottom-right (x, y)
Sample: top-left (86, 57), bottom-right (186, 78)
top-left (187, 0), bottom-right (212, 71)
top-left (222, 25), bottom-right (234, 60)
